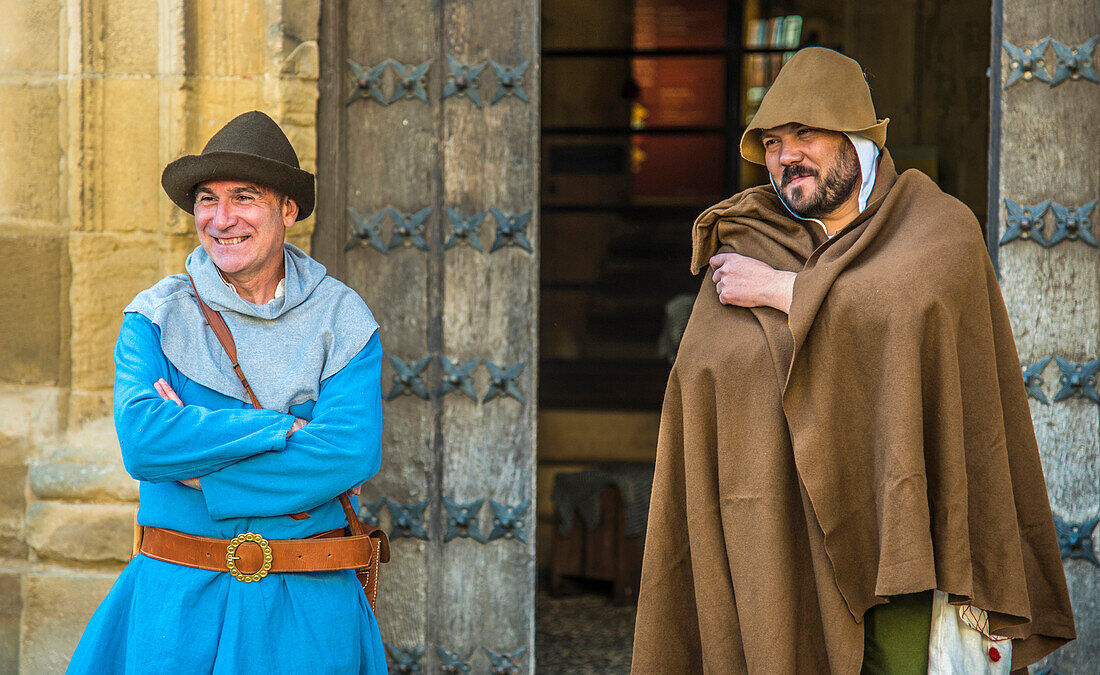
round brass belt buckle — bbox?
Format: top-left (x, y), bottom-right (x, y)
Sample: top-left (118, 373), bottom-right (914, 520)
top-left (225, 532), bottom-right (273, 582)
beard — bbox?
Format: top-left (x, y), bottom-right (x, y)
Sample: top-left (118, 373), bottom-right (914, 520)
top-left (779, 141), bottom-right (861, 219)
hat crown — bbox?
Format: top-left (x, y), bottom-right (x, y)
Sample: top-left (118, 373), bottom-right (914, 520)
top-left (738, 47), bottom-right (889, 165)
top-left (161, 110), bottom-right (315, 220)
top-left (752, 48), bottom-right (877, 133)
top-left (202, 111), bottom-right (300, 169)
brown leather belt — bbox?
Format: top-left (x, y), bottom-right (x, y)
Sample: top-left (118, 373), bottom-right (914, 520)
top-left (139, 526), bottom-right (380, 583)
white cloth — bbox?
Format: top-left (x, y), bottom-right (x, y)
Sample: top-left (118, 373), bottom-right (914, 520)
top-left (221, 274), bottom-right (286, 304)
top-left (844, 132), bottom-right (879, 213)
top-left (928, 590), bottom-right (1012, 674)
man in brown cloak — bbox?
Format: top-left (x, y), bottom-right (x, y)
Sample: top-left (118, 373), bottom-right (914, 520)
top-left (632, 48), bottom-right (1075, 673)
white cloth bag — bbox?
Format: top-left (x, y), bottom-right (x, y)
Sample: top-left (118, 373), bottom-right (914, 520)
top-left (927, 590), bottom-right (1012, 674)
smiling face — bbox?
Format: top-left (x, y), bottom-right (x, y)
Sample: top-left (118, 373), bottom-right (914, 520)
top-left (761, 124), bottom-right (861, 220)
top-left (193, 179), bottom-right (298, 282)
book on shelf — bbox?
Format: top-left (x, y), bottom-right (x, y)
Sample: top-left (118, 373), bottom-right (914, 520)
top-left (743, 14), bottom-right (803, 49)
top-left (745, 19), bottom-right (767, 48)
top-left (781, 16), bottom-right (803, 49)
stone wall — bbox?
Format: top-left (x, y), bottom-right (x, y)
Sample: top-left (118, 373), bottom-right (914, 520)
top-left (0, 1), bottom-right (320, 671)
top-left (997, 0), bottom-right (1100, 670)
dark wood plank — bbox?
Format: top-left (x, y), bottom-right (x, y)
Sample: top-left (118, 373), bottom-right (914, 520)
top-left (314, 1), bottom-right (539, 669)
top-left (437, 1), bottom-right (538, 669)
top-left (314, 0), bottom-right (442, 655)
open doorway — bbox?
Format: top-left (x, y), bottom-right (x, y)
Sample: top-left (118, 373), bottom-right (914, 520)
top-left (535, 1), bottom-right (991, 670)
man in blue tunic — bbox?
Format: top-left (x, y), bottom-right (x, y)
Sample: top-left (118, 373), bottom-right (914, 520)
top-left (68, 111), bottom-right (387, 674)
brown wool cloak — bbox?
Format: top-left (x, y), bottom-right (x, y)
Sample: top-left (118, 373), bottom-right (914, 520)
top-left (631, 152), bottom-right (1075, 673)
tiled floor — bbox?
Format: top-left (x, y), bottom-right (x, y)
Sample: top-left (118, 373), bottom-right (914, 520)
top-left (535, 590), bottom-right (636, 674)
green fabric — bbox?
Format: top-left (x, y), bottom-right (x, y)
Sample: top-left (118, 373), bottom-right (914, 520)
top-left (861, 591), bottom-right (934, 674)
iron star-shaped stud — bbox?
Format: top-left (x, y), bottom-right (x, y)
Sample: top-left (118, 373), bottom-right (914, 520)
top-left (488, 499), bottom-right (530, 543)
top-left (1052, 356), bottom-right (1100, 403)
top-left (484, 647), bottom-right (526, 675)
top-left (443, 497), bottom-right (486, 543)
top-left (483, 360), bottom-right (526, 404)
top-left (1021, 357), bottom-right (1052, 404)
top-left (346, 59), bottom-right (389, 106)
top-left (357, 496), bottom-right (387, 527)
top-left (388, 206), bottom-right (432, 252)
top-left (389, 59), bottom-right (432, 104)
top-left (384, 355), bottom-right (432, 401)
top-left (384, 644), bottom-right (426, 673)
top-left (1048, 200), bottom-right (1097, 247)
top-left (1002, 38), bottom-right (1052, 87)
top-left (442, 55), bottom-right (486, 108)
top-left (489, 208), bottom-right (533, 253)
top-left (345, 207), bottom-right (388, 253)
top-left (385, 497), bottom-right (430, 540)
top-left (437, 357), bottom-right (481, 400)
top-left (1052, 513), bottom-right (1099, 566)
top-left (437, 646), bottom-right (474, 674)
top-left (490, 60), bottom-right (530, 104)
top-left (444, 209), bottom-right (486, 252)
top-left (1000, 199), bottom-right (1050, 246)
top-left (1049, 35), bottom-right (1099, 86)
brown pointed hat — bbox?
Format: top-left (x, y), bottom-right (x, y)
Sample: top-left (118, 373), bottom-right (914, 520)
top-left (739, 47), bottom-right (889, 165)
top-left (161, 111), bottom-right (315, 220)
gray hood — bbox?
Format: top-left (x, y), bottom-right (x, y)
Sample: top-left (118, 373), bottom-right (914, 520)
top-left (125, 243), bottom-right (378, 411)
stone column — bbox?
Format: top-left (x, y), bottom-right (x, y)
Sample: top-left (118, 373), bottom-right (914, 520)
top-left (995, 0), bottom-right (1099, 670)
top-left (0, 1), bottom-right (321, 671)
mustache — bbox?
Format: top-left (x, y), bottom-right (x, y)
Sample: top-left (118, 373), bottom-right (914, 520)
top-left (781, 164), bottom-right (817, 188)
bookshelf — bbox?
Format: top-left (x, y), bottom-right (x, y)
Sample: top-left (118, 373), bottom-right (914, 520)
top-left (742, 15), bottom-right (802, 125)
top-left (539, 0), bottom-right (813, 409)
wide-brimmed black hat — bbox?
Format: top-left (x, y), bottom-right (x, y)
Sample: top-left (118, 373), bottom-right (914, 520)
top-left (161, 111), bottom-right (315, 220)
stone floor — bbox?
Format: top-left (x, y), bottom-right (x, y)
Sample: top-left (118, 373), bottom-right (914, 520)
top-left (535, 588), bottom-right (636, 674)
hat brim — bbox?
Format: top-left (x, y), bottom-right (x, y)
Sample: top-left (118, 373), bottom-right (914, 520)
top-left (739, 118), bottom-right (889, 165)
top-left (161, 151), bottom-right (315, 220)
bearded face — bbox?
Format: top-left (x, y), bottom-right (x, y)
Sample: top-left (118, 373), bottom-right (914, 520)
top-left (780, 141), bottom-right (860, 218)
top-left (762, 125), bottom-right (862, 220)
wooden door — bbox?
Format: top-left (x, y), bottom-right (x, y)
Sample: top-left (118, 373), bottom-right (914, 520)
top-left (991, 0), bottom-right (1099, 670)
top-left (313, 2), bottom-right (539, 672)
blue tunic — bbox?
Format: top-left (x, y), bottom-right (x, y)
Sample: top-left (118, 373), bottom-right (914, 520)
top-left (67, 313), bottom-right (387, 674)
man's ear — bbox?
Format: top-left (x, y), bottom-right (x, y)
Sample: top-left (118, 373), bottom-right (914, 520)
top-left (283, 197), bottom-right (300, 228)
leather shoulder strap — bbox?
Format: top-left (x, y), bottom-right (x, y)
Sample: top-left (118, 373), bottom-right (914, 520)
top-left (338, 489), bottom-right (390, 609)
top-left (187, 274), bottom-right (262, 409)
top-left (185, 273), bottom-right (387, 610)
top-left (188, 274), bottom-right (307, 521)
top-left (337, 493), bottom-right (390, 562)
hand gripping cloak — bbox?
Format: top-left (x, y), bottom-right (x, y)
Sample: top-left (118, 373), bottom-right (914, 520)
top-left (632, 153), bottom-right (1075, 673)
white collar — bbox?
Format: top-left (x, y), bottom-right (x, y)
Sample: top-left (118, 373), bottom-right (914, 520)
top-left (220, 274), bottom-right (286, 305)
top-left (844, 132), bottom-right (880, 213)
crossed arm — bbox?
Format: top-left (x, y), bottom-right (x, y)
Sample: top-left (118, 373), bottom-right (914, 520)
top-left (708, 252), bottom-right (796, 314)
top-left (151, 378), bottom-right (307, 490)
top-left (115, 313), bottom-right (382, 519)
